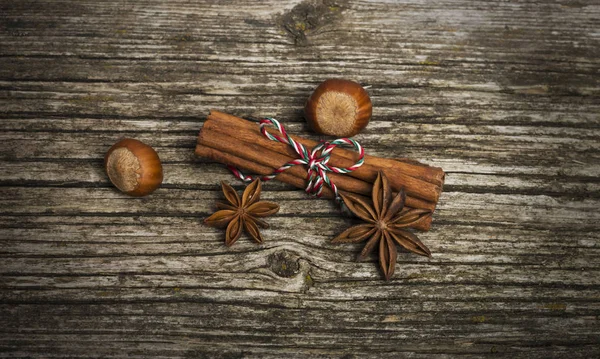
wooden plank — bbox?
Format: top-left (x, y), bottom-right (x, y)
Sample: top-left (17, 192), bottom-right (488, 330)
top-left (1, 187), bottom-right (599, 228)
top-left (1, 128), bottom-right (599, 171)
top-left (2, 158), bottom-right (600, 196)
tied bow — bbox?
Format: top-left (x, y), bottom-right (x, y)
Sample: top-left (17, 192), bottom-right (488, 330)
top-left (227, 117), bottom-right (365, 200)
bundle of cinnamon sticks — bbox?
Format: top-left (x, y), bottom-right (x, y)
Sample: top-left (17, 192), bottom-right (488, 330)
top-left (196, 110), bottom-right (445, 231)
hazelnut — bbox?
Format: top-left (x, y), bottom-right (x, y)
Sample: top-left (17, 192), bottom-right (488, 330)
top-left (104, 138), bottom-right (163, 197)
top-left (304, 79), bottom-right (372, 137)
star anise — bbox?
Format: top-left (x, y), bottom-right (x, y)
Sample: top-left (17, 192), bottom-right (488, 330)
top-left (204, 179), bottom-right (279, 246)
top-left (333, 172), bottom-right (432, 280)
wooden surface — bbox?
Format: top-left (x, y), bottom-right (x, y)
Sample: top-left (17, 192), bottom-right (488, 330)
top-left (1, 0), bottom-right (599, 357)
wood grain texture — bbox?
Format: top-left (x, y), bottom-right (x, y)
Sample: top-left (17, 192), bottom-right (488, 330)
top-left (1, 0), bottom-right (599, 357)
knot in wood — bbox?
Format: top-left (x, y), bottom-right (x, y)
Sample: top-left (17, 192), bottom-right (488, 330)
top-left (268, 251), bottom-right (300, 278)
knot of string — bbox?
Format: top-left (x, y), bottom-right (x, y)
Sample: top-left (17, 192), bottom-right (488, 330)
top-left (227, 117), bottom-right (365, 200)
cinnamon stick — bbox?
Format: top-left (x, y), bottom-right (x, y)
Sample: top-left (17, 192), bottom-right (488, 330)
top-left (204, 111), bottom-right (442, 204)
top-left (197, 127), bottom-right (436, 212)
top-left (209, 110), bottom-right (445, 188)
top-left (195, 143), bottom-right (433, 231)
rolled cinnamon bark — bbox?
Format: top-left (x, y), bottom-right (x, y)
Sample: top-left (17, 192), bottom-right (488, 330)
top-left (209, 110), bottom-right (445, 188)
top-left (198, 128), bottom-right (436, 211)
top-left (204, 111), bottom-right (442, 204)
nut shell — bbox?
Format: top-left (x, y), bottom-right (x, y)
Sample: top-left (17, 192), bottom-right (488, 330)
top-left (304, 79), bottom-right (372, 137)
top-left (104, 138), bottom-right (163, 197)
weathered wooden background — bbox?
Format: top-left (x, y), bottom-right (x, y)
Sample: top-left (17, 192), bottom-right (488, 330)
top-left (1, 0), bottom-right (599, 357)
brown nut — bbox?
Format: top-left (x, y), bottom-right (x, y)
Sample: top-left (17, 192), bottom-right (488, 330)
top-left (304, 79), bottom-right (372, 137)
top-left (104, 138), bottom-right (163, 197)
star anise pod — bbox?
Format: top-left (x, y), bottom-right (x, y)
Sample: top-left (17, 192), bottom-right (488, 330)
top-left (333, 172), bottom-right (432, 280)
top-left (204, 179), bottom-right (279, 246)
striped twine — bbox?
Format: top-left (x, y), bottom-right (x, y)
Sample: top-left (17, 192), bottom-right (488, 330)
top-left (227, 117), bottom-right (365, 200)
